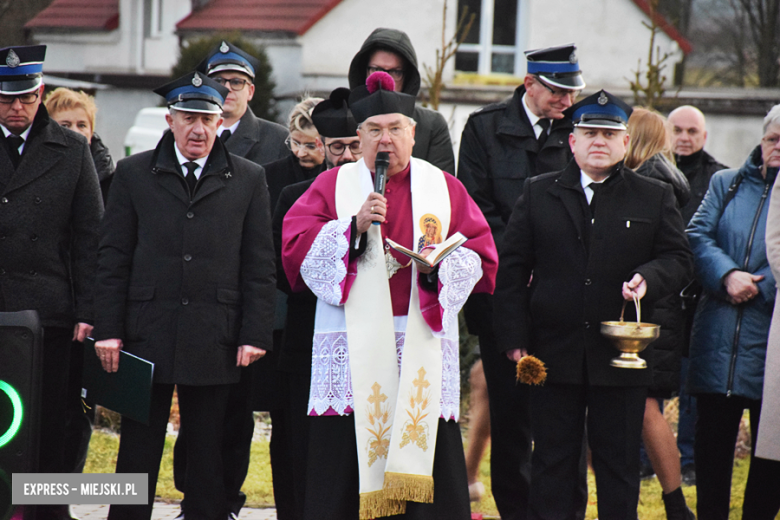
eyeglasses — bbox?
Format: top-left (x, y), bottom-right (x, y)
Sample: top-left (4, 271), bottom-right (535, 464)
top-left (327, 141), bottom-right (362, 156)
top-left (363, 124), bottom-right (411, 140)
top-left (0, 92), bottom-right (39, 105)
top-left (286, 136), bottom-right (320, 152)
top-left (762, 135), bottom-right (780, 146)
top-left (367, 66), bottom-right (404, 82)
top-left (535, 77), bottom-right (578, 101)
top-left (213, 77), bottom-right (249, 91)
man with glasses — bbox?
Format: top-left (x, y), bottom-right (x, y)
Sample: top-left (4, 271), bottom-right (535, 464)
top-left (268, 87), bottom-right (362, 520)
top-left (196, 41), bottom-right (288, 166)
top-left (281, 73), bottom-right (497, 520)
top-left (0, 44), bottom-right (103, 520)
top-left (314, 89), bottom-right (362, 168)
top-left (348, 28), bottom-right (455, 173)
top-left (456, 43), bottom-right (585, 520)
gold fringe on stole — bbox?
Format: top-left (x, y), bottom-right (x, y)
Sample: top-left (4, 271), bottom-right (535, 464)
top-left (359, 490), bottom-right (405, 520)
top-left (382, 472), bottom-right (435, 503)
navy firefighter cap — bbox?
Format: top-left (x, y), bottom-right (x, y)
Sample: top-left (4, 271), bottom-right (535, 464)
top-left (0, 45), bottom-right (46, 95)
top-left (525, 43), bottom-right (585, 91)
top-left (565, 90), bottom-right (633, 131)
top-left (153, 71), bottom-right (229, 114)
top-left (197, 41), bottom-right (258, 80)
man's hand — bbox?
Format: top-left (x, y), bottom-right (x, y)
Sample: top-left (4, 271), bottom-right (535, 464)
top-left (73, 322), bottom-right (93, 342)
top-left (416, 248), bottom-right (434, 275)
top-left (622, 273), bottom-right (647, 300)
top-left (505, 348), bottom-right (528, 362)
top-left (237, 345), bottom-right (266, 367)
top-left (94, 338), bottom-right (123, 373)
top-left (356, 193), bottom-right (387, 233)
top-left (724, 270), bottom-right (764, 305)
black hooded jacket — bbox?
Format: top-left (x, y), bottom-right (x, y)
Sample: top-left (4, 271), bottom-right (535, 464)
top-left (348, 28), bottom-right (455, 173)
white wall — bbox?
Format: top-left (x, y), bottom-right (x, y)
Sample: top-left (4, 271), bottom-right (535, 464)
top-left (525, 0), bottom-right (682, 89)
top-left (94, 88), bottom-right (161, 160)
top-left (32, 0), bottom-right (189, 75)
top-left (300, 0), bottom-right (457, 92)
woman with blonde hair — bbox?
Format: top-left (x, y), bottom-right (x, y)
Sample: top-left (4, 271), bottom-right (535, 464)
top-left (626, 107), bottom-right (694, 520)
top-left (264, 97), bottom-right (326, 205)
top-left (626, 107), bottom-right (689, 205)
top-left (45, 87), bottom-right (114, 201)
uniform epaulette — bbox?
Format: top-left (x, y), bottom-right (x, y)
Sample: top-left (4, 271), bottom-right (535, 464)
top-left (469, 101), bottom-right (508, 117)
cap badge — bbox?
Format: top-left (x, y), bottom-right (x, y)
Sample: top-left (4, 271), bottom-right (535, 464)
top-left (598, 92), bottom-right (608, 105)
top-left (6, 49), bottom-right (20, 68)
top-left (220, 41), bottom-right (230, 53)
top-left (192, 74), bottom-right (203, 87)
top-left (569, 51), bottom-right (578, 64)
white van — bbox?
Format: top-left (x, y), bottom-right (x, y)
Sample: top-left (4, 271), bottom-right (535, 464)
top-left (123, 107), bottom-right (169, 156)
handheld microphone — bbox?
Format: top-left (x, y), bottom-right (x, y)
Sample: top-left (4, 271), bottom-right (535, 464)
top-left (372, 152), bottom-right (389, 225)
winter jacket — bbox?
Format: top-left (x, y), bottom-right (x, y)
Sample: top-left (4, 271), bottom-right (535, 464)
top-left (687, 146), bottom-right (777, 399)
top-left (634, 154), bottom-right (690, 393)
top-left (348, 28), bottom-right (455, 173)
top-left (676, 149), bottom-right (728, 224)
top-left (90, 132), bottom-right (115, 203)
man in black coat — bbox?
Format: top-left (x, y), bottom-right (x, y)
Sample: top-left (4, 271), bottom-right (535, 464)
top-left (348, 27), bottom-right (454, 173)
top-left (494, 91), bottom-right (692, 519)
top-left (0, 44), bottom-right (102, 519)
top-left (456, 44), bottom-right (585, 520)
top-left (93, 72), bottom-right (275, 520)
top-left (666, 104), bottom-right (729, 485)
top-left (168, 42), bottom-right (288, 518)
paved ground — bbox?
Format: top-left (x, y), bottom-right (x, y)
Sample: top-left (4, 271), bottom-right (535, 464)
top-left (69, 502), bottom-right (278, 519)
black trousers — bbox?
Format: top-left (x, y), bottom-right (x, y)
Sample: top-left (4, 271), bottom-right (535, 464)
top-left (529, 383), bottom-right (646, 520)
top-left (695, 393), bottom-right (780, 520)
top-left (109, 383), bottom-right (231, 520)
top-left (38, 327), bottom-right (74, 474)
top-left (303, 415), bottom-right (470, 520)
top-left (465, 294), bottom-right (532, 520)
top-left (173, 368), bottom-right (254, 516)
top-left (273, 371), bottom-right (313, 520)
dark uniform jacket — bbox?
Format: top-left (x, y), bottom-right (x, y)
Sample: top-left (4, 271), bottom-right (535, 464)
top-left (0, 106), bottom-right (102, 328)
top-left (494, 160), bottom-right (693, 386)
top-left (458, 85), bottom-right (573, 250)
top-left (93, 131), bottom-right (276, 386)
top-left (348, 28), bottom-right (455, 173)
top-left (226, 108), bottom-right (288, 167)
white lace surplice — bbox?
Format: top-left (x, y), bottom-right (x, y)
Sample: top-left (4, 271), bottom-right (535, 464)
top-left (301, 220), bottom-right (484, 421)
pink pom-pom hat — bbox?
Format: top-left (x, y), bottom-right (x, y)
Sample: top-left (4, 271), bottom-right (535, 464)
top-left (366, 71), bottom-right (395, 93)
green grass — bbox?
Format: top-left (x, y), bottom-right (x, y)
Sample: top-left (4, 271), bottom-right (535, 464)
top-left (85, 429), bottom-right (776, 518)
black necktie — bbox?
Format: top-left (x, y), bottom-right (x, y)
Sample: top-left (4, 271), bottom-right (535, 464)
top-left (220, 129), bottom-right (232, 143)
top-left (6, 134), bottom-right (24, 169)
top-left (183, 161), bottom-right (198, 196)
top-left (537, 119), bottom-right (550, 149)
top-left (589, 183), bottom-right (602, 218)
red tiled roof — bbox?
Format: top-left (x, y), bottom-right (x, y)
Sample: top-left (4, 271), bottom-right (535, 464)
top-left (630, 0), bottom-right (693, 55)
top-left (176, 0), bottom-right (343, 36)
top-left (25, 0), bottom-right (119, 31)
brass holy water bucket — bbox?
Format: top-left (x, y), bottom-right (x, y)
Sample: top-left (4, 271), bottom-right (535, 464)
top-left (600, 295), bottom-right (659, 369)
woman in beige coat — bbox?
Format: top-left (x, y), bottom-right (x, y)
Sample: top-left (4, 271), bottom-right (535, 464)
top-left (760, 159), bottom-right (780, 464)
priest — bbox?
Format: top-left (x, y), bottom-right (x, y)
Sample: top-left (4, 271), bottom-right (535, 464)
top-left (281, 72), bottom-right (497, 520)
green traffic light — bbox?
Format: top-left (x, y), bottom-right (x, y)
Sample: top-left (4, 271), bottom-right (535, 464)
top-left (0, 381), bottom-right (22, 448)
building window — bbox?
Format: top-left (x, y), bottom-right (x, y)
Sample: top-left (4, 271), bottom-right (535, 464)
top-left (455, 0), bottom-right (522, 75)
top-left (144, 0), bottom-right (163, 38)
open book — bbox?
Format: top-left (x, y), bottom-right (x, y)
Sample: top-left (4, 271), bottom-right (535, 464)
top-left (385, 232), bottom-right (467, 268)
